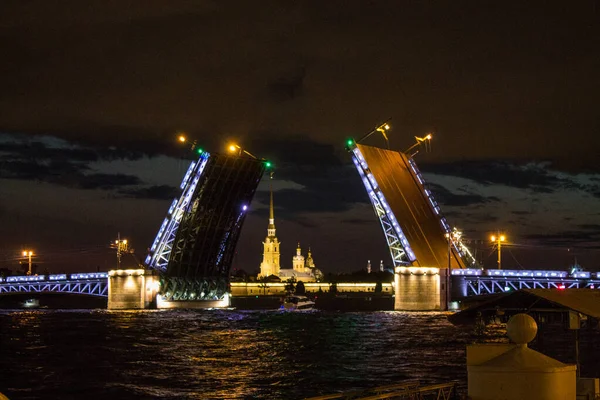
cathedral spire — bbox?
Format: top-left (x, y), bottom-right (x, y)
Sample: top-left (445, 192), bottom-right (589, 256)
top-left (267, 172), bottom-right (276, 237)
top-left (260, 172), bottom-right (280, 278)
top-left (269, 177), bottom-right (274, 221)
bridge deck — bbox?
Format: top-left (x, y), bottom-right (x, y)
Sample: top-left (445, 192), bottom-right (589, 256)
top-left (356, 144), bottom-right (465, 269)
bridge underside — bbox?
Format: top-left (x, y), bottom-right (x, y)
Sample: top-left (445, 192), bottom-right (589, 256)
top-left (161, 154), bottom-right (265, 301)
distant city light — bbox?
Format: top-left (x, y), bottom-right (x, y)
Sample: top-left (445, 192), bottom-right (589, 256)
top-left (228, 144), bottom-right (238, 152)
top-left (197, 148), bottom-right (203, 154)
top-left (178, 135), bottom-right (186, 143)
top-left (265, 161), bottom-right (272, 168)
top-left (347, 139), bottom-right (353, 146)
top-left (242, 205), bottom-right (248, 211)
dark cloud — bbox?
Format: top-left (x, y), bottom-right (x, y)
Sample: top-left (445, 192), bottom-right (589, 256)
top-left (249, 136), bottom-right (369, 217)
top-left (340, 218), bottom-right (372, 225)
top-left (0, 142), bottom-right (141, 190)
top-left (0, 159), bottom-right (88, 181)
top-left (79, 173), bottom-right (141, 190)
top-left (523, 231), bottom-right (600, 249)
top-left (464, 214), bottom-right (499, 224)
top-left (511, 210), bottom-right (532, 216)
top-left (579, 224), bottom-right (600, 231)
top-left (427, 182), bottom-right (500, 207)
top-left (587, 187), bottom-right (600, 199)
top-left (120, 185), bottom-right (180, 200)
top-left (0, 140), bottom-right (99, 162)
top-left (255, 165), bottom-right (367, 216)
top-left (421, 160), bottom-right (583, 193)
top-left (0, 133), bottom-right (171, 163)
top-left (250, 135), bottom-right (343, 169)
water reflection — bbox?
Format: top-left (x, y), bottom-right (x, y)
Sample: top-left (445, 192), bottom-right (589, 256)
top-left (1, 309), bottom-right (596, 399)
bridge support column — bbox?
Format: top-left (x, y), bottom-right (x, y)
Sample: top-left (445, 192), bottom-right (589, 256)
top-left (107, 269), bottom-right (158, 310)
top-left (394, 267), bottom-right (448, 311)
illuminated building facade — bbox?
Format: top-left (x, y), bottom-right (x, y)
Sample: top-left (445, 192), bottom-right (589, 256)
top-left (259, 186), bottom-right (322, 282)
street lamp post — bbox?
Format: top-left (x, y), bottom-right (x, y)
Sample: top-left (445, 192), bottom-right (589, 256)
top-left (22, 250), bottom-right (34, 275)
top-left (356, 121), bottom-right (392, 148)
top-left (114, 233), bottom-right (129, 270)
top-left (445, 233), bottom-right (452, 310)
top-left (227, 143), bottom-right (258, 159)
top-left (445, 228), bottom-right (462, 310)
top-left (491, 233), bottom-right (506, 269)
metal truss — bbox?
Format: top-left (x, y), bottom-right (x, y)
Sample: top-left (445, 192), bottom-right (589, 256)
top-left (460, 277), bottom-right (600, 297)
top-left (349, 147), bottom-right (415, 267)
top-left (164, 154), bottom-right (265, 300)
top-left (160, 276), bottom-right (229, 302)
top-left (145, 154), bottom-right (211, 271)
top-left (0, 279), bottom-right (108, 297)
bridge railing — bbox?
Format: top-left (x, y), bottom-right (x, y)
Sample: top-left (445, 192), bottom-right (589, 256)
top-left (451, 269), bottom-right (600, 297)
top-left (303, 380), bottom-right (457, 400)
top-left (0, 272), bottom-right (108, 283)
top-left (451, 269), bottom-right (600, 279)
top-left (0, 273), bottom-right (109, 297)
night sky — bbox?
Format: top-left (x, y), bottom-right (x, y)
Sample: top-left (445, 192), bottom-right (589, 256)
top-left (1, 1), bottom-right (599, 274)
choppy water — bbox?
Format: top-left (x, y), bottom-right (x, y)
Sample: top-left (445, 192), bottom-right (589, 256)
top-left (0, 309), bottom-right (569, 399)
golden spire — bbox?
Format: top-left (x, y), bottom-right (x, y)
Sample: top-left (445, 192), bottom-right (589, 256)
top-left (267, 172), bottom-right (275, 236)
top-left (269, 172), bottom-right (274, 221)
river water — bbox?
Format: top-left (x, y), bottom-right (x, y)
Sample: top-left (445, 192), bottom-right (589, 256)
top-left (0, 309), bottom-right (587, 399)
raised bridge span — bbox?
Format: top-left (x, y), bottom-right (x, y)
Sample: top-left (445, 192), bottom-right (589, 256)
top-left (345, 139), bottom-right (598, 310)
top-left (1, 135), bottom-right (594, 310)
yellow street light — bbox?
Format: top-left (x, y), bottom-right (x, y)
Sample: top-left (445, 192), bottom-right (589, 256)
top-left (227, 143), bottom-right (258, 159)
top-left (405, 133), bottom-right (433, 155)
top-left (416, 133), bottom-right (433, 142)
top-left (491, 233), bottom-right (507, 269)
top-left (376, 123), bottom-right (391, 143)
top-left (22, 250), bottom-right (34, 275)
top-left (178, 135), bottom-right (187, 143)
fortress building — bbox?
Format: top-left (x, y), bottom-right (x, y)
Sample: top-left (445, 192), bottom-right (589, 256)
top-left (258, 182), bottom-right (322, 282)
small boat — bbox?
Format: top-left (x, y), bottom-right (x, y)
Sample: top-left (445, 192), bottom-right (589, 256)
top-left (23, 298), bottom-right (40, 308)
top-left (283, 295), bottom-right (315, 311)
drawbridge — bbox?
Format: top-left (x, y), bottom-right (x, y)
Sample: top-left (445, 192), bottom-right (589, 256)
top-left (144, 149), bottom-right (267, 302)
top-left (347, 141), bottom-right (470, 272)
top-left (346, 125), bottom-right (472, 310)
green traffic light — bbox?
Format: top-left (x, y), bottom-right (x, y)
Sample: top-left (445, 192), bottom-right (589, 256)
top-left (265, 161), bottom-right (272, 168)
top-left (347, 139), bottom-right (353, 146)
top-left (197, 148), bottom-right (203, 154)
